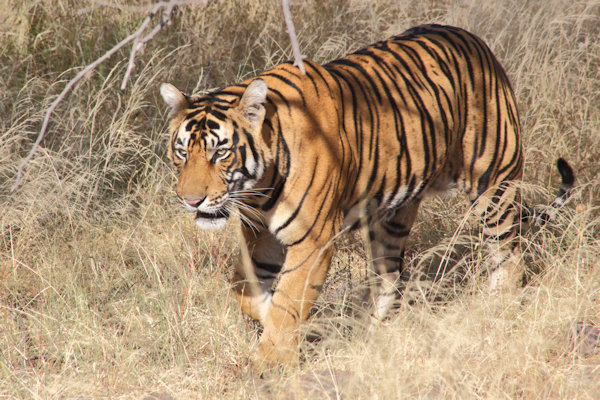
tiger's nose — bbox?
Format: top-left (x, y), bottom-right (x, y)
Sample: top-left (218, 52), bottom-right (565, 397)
top-left (183, 197), bottom-right (206, 208)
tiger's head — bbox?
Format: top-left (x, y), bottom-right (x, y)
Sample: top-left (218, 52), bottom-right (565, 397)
top-left (160, 79), bottom-right (269, 230)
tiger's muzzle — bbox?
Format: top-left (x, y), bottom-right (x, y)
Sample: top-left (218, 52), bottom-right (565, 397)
top-left (180, 196), bottom-right (230, 230)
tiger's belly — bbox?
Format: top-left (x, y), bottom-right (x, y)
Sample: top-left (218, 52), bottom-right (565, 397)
top-left (340, 166), bottom-right (459, 231)
top-left (341, 203), bottom-right (364, 230)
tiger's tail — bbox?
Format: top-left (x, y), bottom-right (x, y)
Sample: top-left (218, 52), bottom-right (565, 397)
top-left (528, 158), bottom-right (575, 226)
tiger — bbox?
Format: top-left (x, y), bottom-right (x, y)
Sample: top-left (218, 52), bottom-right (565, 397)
top-left (160, 24), bottom-right (574, 367)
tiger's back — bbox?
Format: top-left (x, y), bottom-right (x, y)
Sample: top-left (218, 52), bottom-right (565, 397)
top-left (319, 24), bottom-right (523, 217)
top-left (160, 24), bottom-right (573, 368)
top-left (241, 24), bottom-right (524, 239)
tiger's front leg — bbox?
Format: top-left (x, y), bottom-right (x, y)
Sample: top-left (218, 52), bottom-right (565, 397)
top-left (255, 238), bottom-right (334, 367)
top-left (231, 225), bottom-right (286, 324)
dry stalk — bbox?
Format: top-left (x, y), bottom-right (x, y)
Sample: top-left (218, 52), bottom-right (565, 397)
top-left (281, 0), bottom-right (305, 74)
top-left (180, 232), bottom-right (198, 321)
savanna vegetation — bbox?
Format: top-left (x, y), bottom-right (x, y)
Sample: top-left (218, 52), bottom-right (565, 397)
top-left (1, 0), bottom-right (599, 398)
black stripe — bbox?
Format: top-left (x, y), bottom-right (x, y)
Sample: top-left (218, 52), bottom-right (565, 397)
top-left (266, 87), bottom-right (291, 109)
top-left (274, 164), bottom-right (318, 234)
top-left (262, 72), bottom-right (306, 106)
top-left (326, 58), bottom-right (383, 104)
top-left (325, 70), bottom-right (364, 189)
top-left (208, 109), bottom-right (227, 121)
top-left (252, 259), bottom-right (281, 274)
top-left (243, 128), bottom-right (259, 165)
top-left (305, 60), bottom-right (330, 92)
top-left (207, 119), bottom-right (220, 130)
top-left (382, 222), bottom-right (411, 237)
top-left (287, 178), bottom-right (334, 246)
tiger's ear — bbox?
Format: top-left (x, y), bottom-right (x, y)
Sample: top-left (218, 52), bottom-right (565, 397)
top-left (160, 83), bottom-right (189, 115)
top-left (239, 79), bottom-right (267, 128)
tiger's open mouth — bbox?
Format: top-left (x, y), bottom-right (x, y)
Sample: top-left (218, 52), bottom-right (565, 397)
top-left (194, 208), bottom-right (230, 230)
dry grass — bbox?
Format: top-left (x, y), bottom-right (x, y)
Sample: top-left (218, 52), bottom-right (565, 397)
top-left (1, 0), bottom-right (599, 398)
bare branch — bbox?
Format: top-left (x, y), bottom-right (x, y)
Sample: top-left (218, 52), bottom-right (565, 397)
top-left (11, 0), bottom-right (209, 193)
top-left (88, 0), bottom-right (210, 13)
top-left (281, 0), bottom-right (305, 74)
top-left (120, 0), bottom-right (212, 90)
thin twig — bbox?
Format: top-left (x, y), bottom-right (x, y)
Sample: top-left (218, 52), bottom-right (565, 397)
top-left (39, 286), bottom-right (44, 376)
top-left (120, 2), bottom-right (178, 90)
top-left (281, 0), bottom-right (305, 74)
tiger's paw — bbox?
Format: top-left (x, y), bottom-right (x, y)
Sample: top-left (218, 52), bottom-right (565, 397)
top-left (251, 337), bottom-right (299, 376)
top-left (488, 263), bottom-right (523, 294)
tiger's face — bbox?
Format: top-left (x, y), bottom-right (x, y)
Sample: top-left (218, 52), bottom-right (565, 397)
top-left (160, 80), bottom-right (268, 229)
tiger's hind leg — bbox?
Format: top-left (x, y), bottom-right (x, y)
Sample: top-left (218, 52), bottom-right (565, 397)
top-left (472, 160), bottom-right (575, 291)
top-left (470, 182), bottom-right (526, 292)
top-left (367, 200), bottom-right (421, 323)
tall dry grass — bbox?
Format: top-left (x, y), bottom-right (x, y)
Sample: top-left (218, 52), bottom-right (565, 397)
top-left (1, 0), bottom-right (599, 398)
